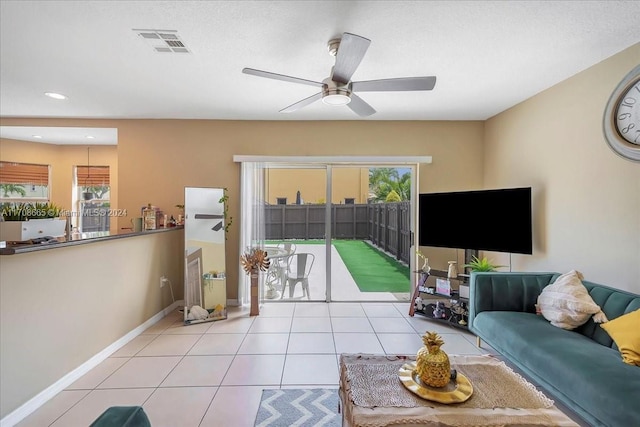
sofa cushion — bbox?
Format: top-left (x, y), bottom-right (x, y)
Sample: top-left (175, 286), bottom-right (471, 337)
top-left (576, 282), bottom-right (640, 347)
top-left (474, 311), bottom-right (640, 427)
top-left (536, 270), bottom-right (606, 329)
top-left (600, 309), bottom-right (640, 366)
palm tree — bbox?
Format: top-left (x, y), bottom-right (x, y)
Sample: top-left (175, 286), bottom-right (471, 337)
top-left (0, 184), bottom-right (27, 197)
top-left (369, 168), bottom-right (411, 202)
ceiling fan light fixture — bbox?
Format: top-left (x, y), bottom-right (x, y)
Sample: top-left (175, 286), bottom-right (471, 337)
top-left (321, 77), bottom-right (351, 106)
top-left (322, 93), bottom-right (351, 106)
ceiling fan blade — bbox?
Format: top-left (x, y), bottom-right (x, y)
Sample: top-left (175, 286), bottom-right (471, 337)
top-left (352, 76), bottom-right (437, 92)
top-left (242, 68), bottom-right (323, 87)
top-left (331, 33), bottom-right (371, 84)
top-left (347, 93), bottom-right (376, 117)
top-left (280, 92), bottom-right (323, 113)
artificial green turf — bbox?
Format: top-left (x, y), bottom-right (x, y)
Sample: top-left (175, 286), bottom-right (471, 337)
top-left (267, 239), bottom-right (410, 292)
top-left (332, 240), bottom-right (410, 292)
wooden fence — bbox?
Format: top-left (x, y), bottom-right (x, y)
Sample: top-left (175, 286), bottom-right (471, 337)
top-left (265, 202), bottom-right (411, 264)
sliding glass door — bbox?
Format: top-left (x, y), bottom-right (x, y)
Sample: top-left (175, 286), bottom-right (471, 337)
top-left (235, 156), bottom-right (428, 305)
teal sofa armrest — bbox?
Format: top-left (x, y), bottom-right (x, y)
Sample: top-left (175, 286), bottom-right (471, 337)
top-left (468, 272), bottom-right (557, 330)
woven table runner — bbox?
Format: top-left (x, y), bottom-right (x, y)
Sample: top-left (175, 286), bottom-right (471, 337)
top-left (344, 355), bottom-right (554, 409)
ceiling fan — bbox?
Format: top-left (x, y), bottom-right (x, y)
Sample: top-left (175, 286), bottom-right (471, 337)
top-left (242, 32), bottom-right (436, 117)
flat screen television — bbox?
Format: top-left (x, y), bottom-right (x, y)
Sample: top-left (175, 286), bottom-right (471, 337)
top-left (418, 187), bottom-right (532, 254)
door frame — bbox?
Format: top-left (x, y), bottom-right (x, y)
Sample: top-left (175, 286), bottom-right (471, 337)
top-left (234, 155), bottom-right (432, 304)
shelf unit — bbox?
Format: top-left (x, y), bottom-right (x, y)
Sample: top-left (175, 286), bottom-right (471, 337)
top-left (410, 270), bottom-right (470, 330)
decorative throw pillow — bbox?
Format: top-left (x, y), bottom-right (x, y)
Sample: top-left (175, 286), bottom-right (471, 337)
top-left (600, 309), bottom-right (640, 366)
top-left (536, 270), bottom-right (608, 330)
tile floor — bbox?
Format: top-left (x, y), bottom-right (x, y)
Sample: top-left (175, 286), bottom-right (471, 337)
top-left (16, 302), bottom-right (492, 427)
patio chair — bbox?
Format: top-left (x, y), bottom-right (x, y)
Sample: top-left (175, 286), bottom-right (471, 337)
top-left (271, 242), bottom-right (296, 292)
top-left (281, 252), bottom-right (314, 299)
top-left (277, 242), bottom-right (297, 256)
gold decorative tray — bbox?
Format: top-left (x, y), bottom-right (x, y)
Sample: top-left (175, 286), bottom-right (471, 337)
top-left (398, 362), bottom-right (473, 404)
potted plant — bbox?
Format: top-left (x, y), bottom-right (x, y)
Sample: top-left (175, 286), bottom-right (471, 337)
top-left (0, 202), bottom-right (66, 241)
top-left (464, 255), bottom-right (505, 272)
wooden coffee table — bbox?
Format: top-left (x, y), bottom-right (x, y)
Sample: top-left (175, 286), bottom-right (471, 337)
top-left (338, 354), bottom-right (580, 427)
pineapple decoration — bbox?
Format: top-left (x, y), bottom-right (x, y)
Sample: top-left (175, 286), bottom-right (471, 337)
top-left (415, 331), bottom-right (451, 388)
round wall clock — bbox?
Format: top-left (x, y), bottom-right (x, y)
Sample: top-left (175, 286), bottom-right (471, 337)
top-left (603, 64), bottom-right (640, 162)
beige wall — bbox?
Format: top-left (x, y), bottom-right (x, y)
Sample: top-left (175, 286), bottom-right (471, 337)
top-left (0, 139), bottom-right (119, 234)
top-left (266, 167), bottom-right (369, 204)
top-left (483, 43), bottom-right (640, 292)
top-left (0, 229), bottom-right (183, 418)
top-left (0, 118), bottom-right (486, 293)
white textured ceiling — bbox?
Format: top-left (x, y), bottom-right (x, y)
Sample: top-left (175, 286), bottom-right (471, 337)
top-left (1, 0), bottom-right (639, 123)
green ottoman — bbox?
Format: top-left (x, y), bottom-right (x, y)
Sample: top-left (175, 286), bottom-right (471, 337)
top-left (90, 406), bottom-right (151, 427)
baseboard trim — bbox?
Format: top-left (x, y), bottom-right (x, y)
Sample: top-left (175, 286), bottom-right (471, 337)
top-left (0, 300), bottom-right (183, 427)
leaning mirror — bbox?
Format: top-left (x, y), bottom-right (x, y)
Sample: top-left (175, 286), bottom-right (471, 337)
top-left (183, 187), bottom-right (227, 325)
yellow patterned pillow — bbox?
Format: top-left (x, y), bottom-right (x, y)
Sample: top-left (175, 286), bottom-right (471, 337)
top-left (600, 309), bottom-right (640, 366)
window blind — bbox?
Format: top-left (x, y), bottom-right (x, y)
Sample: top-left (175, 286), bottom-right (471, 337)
top-left (76, 166), bottom-right (110, 186)
top-left (0, 161), bottom-right (50, 185)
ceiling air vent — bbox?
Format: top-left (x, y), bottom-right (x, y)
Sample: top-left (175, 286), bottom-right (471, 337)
top-left (133, 29), bottom-right (190, 53)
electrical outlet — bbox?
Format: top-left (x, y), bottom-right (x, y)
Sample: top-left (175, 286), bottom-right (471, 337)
top-left (160, 275), bottom-right (167, 288)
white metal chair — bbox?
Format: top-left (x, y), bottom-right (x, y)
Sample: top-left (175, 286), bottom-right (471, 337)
top-left (269, 242), bottom-right (296, 295)
top-left (281, 253), bottom-right (314, 299)
top-left (277, 242), bottom-right (297, 256)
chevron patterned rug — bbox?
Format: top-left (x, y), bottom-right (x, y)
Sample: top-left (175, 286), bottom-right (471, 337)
top-left (254, 388), bottom-right (340, 427)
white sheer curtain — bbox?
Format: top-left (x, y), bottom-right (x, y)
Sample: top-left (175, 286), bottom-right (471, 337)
top-left (238, 161), bottom-right (266, 305)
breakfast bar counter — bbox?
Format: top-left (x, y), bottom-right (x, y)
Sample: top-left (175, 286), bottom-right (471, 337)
top-left (0, 226), bottom-right (183, 255)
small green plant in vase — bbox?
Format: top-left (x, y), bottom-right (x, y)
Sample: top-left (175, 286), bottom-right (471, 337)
top-left (464, 255), bottom-right (505, 272)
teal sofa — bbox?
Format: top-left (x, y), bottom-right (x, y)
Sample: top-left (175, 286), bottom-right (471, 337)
top-left (468, 272), bottom-right (640, 427)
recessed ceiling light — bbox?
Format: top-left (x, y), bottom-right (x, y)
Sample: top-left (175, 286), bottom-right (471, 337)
top-left (32, 135), bottom-right (42, 139)
top-left (44, 92), bottom-right (67, 100)
top-left (86, 135), bottom-right (95, 139)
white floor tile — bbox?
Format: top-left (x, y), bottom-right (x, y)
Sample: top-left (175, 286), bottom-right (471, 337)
top-left (406, 315), bottom-right (458, 335)
top-left (206, 316), bottom-right (255, 334)
top-left (67, 357), bottom-right (129, 390)
top-left (377, 333), bottom-right (423, 356)
top-left (97, 356), bottom-right (182, 389)
top-left (188, 333), bottom-right (246, 355)
top-left (282, 355), bottom-right (339, 385)
top-left (258, 303), bottom-right (296, 317)
top-left (328, 303), bottom-right (366, 317)
top-left (287, 333), bottom-right (336, 354)
top-left (143, 387), bottom-right (217, 427)
top-left (238, 333), bottom-right (290, 354)
top-left (248, 317), bottom-right (292, 333)
top-left (333, 333), bottom-right (384, 354)
top-left (16, 390), bottom-right (90, 427)
top-left (200, 386), bottom-right (276, 427)
top-left (136, 334), bottom-right (201, 356)
top-left (331, 317), bottom-right (373, 333)
top-left (363, 303), bottom-right (403, 317)
top-left (49, 388), bottom-right (153, 427)
top-left (369, 317), bottom-right (417, 333)
top-left (290, 316), bottom-right (333, 332)
top-left (221, 354), bottom-right (286, 385)
top-left (160, 355), bottom-right (234, 387)
top-left (440, 333), bottom-right (484, 355)
top-left (294, 302), bottom-right (331, 317)
top-left (164, 321), bottom-right (212, 334)
top-left (111, 335), bottom-right (158, 357)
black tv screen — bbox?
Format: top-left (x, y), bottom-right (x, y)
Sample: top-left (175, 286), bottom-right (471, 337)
top-left (418, 187), bottom-right (532, 254)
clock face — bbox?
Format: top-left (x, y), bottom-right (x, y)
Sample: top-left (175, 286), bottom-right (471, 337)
top-left (603, 65), bottom-right (640, 162)
top-left (614, 79), bottom-right (640, 145)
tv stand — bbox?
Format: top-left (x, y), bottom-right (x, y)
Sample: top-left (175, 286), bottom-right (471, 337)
top-left (410, 269), bottom-right (469, 330)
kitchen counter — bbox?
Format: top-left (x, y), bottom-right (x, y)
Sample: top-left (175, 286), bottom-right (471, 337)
top-left (0, 226), bottom-right (183, 255)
